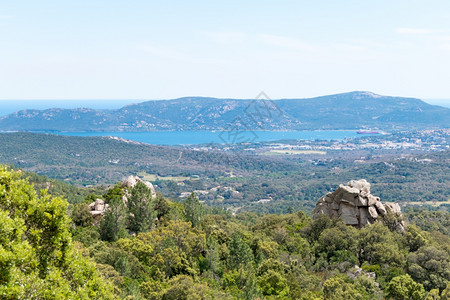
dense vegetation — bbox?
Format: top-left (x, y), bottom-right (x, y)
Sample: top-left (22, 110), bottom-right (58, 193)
top-left (2, 166), bottom-right (448, 299)
top-left (0, 166), bottom-right (114, 299)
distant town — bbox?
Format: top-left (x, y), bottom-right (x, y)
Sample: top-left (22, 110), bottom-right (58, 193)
top-left (187, 129), bottom-right (450, 163)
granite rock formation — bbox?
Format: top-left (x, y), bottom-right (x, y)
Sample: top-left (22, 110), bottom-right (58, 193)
top-left (122, 175), bottom-right (156, 199)
top-left (88, 198), bottom-right (109, 223)
top-left (312, 179), bottom-right (405, 231)
top-left (88, 175), bottom-right (156, 223)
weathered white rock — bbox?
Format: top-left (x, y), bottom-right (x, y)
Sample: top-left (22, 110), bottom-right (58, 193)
top-left (341, 186), bottom-right (360, 205)
top-left (368, 206), bottom-right (378, 219)
top-left (86, 174), bottom-right (157, 224)
top-left (347, 265), bottom-right (378, 287)
top-left (330, 209), bottom-right (339, 218)
top-left (385, 203), bottom-right (401, 215)
top-left (339, 203), bottom-right (357, 216)
top-left (123, 175), bottom-right (138, 188)
top-left (374, 201), bottom-right (387, 215)
top-left (88, 199), bottom-right (109, 223)
top-left (347, 179), bottom-right (370, 194)
top-left (367, 195), bottom-right (379, 206)
top-left (88, 199), bottom-right (105, 211)
top-left (122, 175), bottom-right (156, 198)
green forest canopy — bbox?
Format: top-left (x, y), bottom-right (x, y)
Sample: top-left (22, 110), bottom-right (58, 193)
top-left (1, 165), bottom-right (450, 299)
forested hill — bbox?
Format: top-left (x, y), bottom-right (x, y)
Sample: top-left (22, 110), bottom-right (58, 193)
top-left (0, 132), bottom-right (296, 185)
top-left (1, 91), bottom-right (449, 131)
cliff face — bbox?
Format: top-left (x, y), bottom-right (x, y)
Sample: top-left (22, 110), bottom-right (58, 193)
top-left (312, 179), bottom-right (405, 231)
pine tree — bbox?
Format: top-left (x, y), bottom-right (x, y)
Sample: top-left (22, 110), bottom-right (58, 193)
top-left (229, 233), bottom-right (254, 269)
top-left (128, 181), bottom-right (155, 233)
top-left (183, 192), bottom-right (204, 228)
top-left (100, 195), bottom-right (127, 242)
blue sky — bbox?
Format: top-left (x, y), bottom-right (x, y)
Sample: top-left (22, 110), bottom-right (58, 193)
top-left (1, 1), bottom-right (450, 101)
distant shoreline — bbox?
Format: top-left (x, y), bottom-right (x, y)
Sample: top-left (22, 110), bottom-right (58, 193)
top-left (0, 130), bottom-right (382, 146)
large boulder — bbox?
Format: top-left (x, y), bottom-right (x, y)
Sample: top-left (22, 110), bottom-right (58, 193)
top-left (88, 199), bottom-right (109, 223)
top-left (123, 175), bottom-right (138, 188)
top-left (347, 179), bottom-right (371, 194)
top-left (312, 179), bottom-right (405, 230)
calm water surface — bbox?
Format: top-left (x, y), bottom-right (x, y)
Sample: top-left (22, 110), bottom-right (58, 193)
top-left (49, 130), bottom-right (378, 145)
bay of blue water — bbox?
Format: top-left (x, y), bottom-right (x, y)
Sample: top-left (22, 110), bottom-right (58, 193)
top-left (51, 130), bottom-right (374, 145)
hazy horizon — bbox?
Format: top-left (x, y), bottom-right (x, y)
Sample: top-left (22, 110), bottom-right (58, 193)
top-left (1, 94), bottom-right (449, 117)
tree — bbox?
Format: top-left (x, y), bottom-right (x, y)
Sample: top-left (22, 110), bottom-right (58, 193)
top-left (323, 276), bottom-right (360, 300)
top-left (104, 182), bottom-right (124, 201)
top-left (257, 269), bottom-right (289, 297)
top-left (403, 225), bottom-right (428, 252)
top-left (183, 192), bottom-right (204, 228)
top-left (358, 223), bottom-right (405, 267)
top-left (407, 245), bottom-right (450, 291)
top-left (287, 264), bottom-right (323, 299)
top-left (72, 226), bottom-right (100, 247)
top-left (315, 223), bottom-right (358, 265)
top-left (442, 282), bottom-right (450, 299)
top-left (100, 195), bottom-right (127, 242)
top-left (205, 236), bottom-right (222, 276)
top-left (0, 166), bottom-right (114, 298)
top-left (222, 267), bottom-right (259, 300)
top-left (154, 193), bottom-right (172, 223)
top-left (117, 220), bottom-right (206, 278)
top-left (128, 181), bottom-right (155, 233)
top-left (228, 233), bottom-right (254, 269)
top-left (424, 289), bottom-right (441, 300)
top-left (301, 214), bottom-right (336, 244)
top-left (71, 203), bottom-right (92, 227)
top-left (386, 274), bottom-right (425, 300)
top-left (160, 275), bottom-right (212, 300)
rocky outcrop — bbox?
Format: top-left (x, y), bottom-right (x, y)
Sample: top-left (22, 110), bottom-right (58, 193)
top-left (122, 175), bottom-right (156, 199)
top-left (347, 265), bottom-right (379, 287)
top-left (312, 179), bottom-right (405, 231)
top-left (88, 199), bottom-right (109, 223)
top-left (120, 175), bottom-right (157, 207)
top-left (88, 175), bottom-right (156, 223)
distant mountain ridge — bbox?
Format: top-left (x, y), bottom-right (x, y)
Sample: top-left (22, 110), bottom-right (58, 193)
top-left (1, 91), bottom-right (449, 131)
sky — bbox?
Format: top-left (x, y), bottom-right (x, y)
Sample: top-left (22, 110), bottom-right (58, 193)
top-left (1, 1), bottom-right (450, 101)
